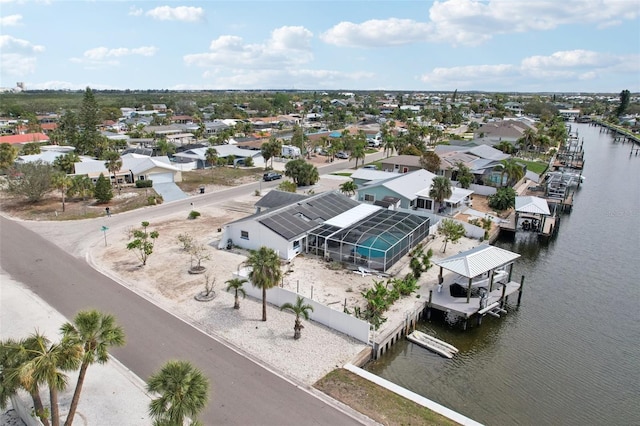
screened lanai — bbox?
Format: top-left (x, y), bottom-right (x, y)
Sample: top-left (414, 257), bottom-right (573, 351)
top-left (306, 209), bottom-right (430, 272)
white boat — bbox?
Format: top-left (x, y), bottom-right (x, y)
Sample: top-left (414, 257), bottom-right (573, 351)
top-left (407, 330), bottom-right (459, 359)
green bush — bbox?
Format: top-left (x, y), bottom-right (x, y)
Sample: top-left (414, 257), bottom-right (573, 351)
top-left (188, 210), bottom-right (201, 219)
top-left (136, 180), bottom-right (153, 188)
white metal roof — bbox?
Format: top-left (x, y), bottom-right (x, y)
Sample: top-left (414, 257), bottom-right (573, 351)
top-left (324, 203), bottom-right (381, 228)
top-left (516, 196), bottom-right (550, 216)
top-left (434, 244), bottom-right (520, 278)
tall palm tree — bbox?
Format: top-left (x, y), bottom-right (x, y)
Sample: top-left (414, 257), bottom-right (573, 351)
top-left (147, 360), bottom-right (209, 426)
top-left (103, 151), bottom-right (122, 192)
top-left (60, 310), bottom-right (125, 426)
top-left (429, 176), bottom-right (452, 213)
top-left (1, 337), bottom-right (50, 426)
top-left (225, 277), bottom-right (247, 309)
top-left (205, 147), bottom-right (218, 171)
top-left (14, 332), bottom-right (82, 426)
top-left (280, 296), bottom-right (314, 340)
top-left (51, 173), bottom-right (72, 212)
top-left (245, 246), bottom-right (282, 321)
top-left (350, 142), bottom-right (366, 169)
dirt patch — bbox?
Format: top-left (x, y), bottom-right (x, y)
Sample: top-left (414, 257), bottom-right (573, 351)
top-left (315, 369), bottom-right (458, 426)
top-left (0, 187), bottom-right (152, 221)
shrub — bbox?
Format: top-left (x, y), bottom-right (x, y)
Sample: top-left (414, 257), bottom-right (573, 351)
top-left (135, 180), bottom-right (153, 188)
top-left (188, 210), bottom-right (201, 219)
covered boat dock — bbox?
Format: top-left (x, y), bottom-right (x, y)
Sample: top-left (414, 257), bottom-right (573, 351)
top-left (426, 245), bottom-right (523, 329)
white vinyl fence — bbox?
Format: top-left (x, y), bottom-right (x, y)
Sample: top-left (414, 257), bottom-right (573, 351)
top-left (235, 268), bottom-right (371, 343)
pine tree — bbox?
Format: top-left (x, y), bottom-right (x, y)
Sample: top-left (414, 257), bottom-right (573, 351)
top-left (94, 173), bottom-right (113, 203)
top-left (77, 87), bottom-right (101, 155)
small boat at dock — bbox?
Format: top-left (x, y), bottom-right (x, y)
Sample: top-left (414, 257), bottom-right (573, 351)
top-left (407, 330), bottom-right (459, 359)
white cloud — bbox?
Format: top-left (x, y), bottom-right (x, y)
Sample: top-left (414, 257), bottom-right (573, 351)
top-left (185, 26), bottom-right (313, 69)
top-left (429, 0), bottom-right (639, 46)
top-left (27, 80), bottom-right (118, 90)
top-left (419, 49), bottom-right (640, 90)
top-left (196, 68), bottom-right (372, 90)
top-left (0, 36), bottom-right (44, 76)
top-left (70, 46), bottom-right (158, 68)
top-left (321, 18), bottom-right (432, 47)
top-left (0, 35), bottom-right (45, 53)
top-left (146, 6), bottom-right (205, 22)
top-left (420, 64), bottom-right (517, 89)
top-left (322, 0), bottom-right (639, 48)
top-left (128, 6), bottom-right (143, 17)
top-left (0, 14), bottom-right (22, 26)
top-left (1, 53), bottom-right (38, 75)
top-left (521, 50), bottom-right (613, 69)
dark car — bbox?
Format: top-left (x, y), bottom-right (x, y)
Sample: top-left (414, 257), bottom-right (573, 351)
top-left (335, 151), bottom-right (349, 159)
top-left (263, 172), bottom-right (282, 181)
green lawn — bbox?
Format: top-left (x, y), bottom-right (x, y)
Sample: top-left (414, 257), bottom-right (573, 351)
top-left (516, 159), bottom-right (548, 175)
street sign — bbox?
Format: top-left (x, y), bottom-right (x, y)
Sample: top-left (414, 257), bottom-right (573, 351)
top-left (101, 226), bottom-right (109, 231)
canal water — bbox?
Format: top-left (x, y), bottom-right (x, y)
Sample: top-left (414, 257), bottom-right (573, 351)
top-left (365, 123), bottom-right (640, 426)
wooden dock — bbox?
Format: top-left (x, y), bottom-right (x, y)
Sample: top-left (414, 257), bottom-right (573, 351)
top-left (426, 276), bottom-right (522, 329)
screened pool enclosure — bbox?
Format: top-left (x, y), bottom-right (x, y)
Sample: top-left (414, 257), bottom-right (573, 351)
top-left (306, 209), bottom-right (430, 272)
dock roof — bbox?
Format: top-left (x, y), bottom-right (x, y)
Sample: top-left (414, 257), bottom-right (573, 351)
top-left (434, 244), bottom-right (520, 278)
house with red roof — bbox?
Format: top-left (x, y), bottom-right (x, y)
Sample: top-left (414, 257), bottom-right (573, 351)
top-left (0, 133), bottom-right (50, 145)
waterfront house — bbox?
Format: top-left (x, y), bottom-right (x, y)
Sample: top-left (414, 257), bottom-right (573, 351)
top-left (219, 190), bottom-right (430, 272)
top-left (354, 169), bottom-right (473, 215)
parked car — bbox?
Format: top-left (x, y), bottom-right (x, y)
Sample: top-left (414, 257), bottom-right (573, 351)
top-left (263, 172), bottom-right (282, 181)
top-left (335, 151), bottom-right (349, 159)
top-left (362, 165), bottom-right (378, 170)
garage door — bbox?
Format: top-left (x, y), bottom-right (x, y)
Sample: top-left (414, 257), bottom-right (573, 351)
top-left (149, 173), bottom-right (174, 184)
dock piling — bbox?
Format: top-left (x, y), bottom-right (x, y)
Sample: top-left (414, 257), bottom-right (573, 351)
top-left (517, 275), bottom-right (525, 306)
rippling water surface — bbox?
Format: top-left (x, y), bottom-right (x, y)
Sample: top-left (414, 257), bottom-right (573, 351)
top-left (365, 123), bottom-right (640, 426)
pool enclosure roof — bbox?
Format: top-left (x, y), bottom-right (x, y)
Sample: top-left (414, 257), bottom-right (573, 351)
top-left (311, 208), bottom-right (430, 248)
top-left (434, 244), bottom-right (520, 278)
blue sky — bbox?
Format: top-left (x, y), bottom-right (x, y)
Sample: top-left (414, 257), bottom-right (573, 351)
top-left (1, 0), bottom-right (638, 93)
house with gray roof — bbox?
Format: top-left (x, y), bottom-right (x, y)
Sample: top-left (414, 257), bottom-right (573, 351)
top-left (220, 190), bottom-right (431, 272)
top-left (355, 169), bottom-right (473, 215)
top-left (435, 144), bottom-right (512, 186)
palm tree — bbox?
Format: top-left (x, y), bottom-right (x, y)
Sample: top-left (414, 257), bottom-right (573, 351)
top-left (103, 151), bottom-right (122, 192)
top-left (454, 161), bottom-right (473, 189)
top-left (339, 180), bottom-right (357, 197)
top-left (60, 310), bottom-right (125, 426)
top-left (350, 142), bottom-right (366, 169)
top-left (51, 173), bottom-right (72, 212)
top-left (1, 337), bottom-right (50, 426)
top-left (225, 277), bottom-right (247, 309)
top-left (155, 139), bottom-right (175, 157)
top-left (245, 246), bottom-right (282, 321)
top-left (280, 296), bottom-right (314, 340)
top-left (205, 147), bottom-right (218, 171)
top-left (498, 158), bottom-right (525, 186)
top-left (147, 360), bottom-right (209, 426)
top-left (14, 332), bottom-right (82, 426)
top-left (429, 176), bottom-right (452, 213)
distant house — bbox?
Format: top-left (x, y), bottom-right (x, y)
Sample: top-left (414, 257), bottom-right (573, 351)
top-left (379, 155), bottom-right (422, 173)
top-left (0, 132), bottom-right (49, 146)
top-left (474, 119), bottom-right (536, 144)
top-left (173, 145), bottom-right (265, 169)
top-left (435, 144), bottom-right (511, 186)
top-left (74, 153), bottom-right (181, 185)
top-left (355, 169), bottom-right (473, 215)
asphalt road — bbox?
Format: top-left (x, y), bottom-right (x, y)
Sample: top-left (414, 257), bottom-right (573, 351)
top-left (0, 152), bottom-right (388, 424)
top-left (0, 217), bottom-right (366, 425)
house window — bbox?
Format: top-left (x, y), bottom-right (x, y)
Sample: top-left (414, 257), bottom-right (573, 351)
top-left (364, 194), bottom-right (375, 202)
top-left (416, 199), bottom-right (432, 210)
top-left (240, 231), bottom-right (249, 240)
top-left (293, 240), bottom-right (300, 249)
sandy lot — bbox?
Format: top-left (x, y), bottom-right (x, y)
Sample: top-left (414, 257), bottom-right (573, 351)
top-left (88, 180), bottom-right (484, 385)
